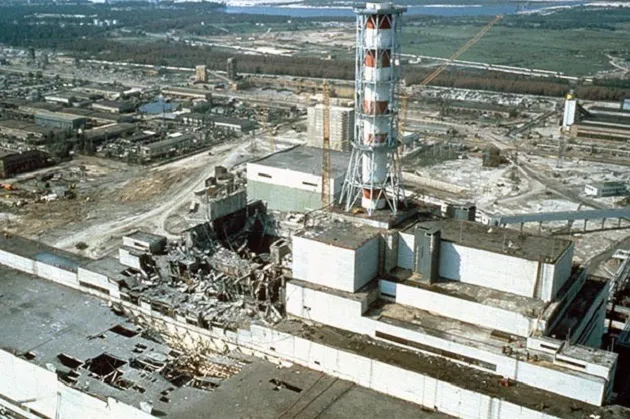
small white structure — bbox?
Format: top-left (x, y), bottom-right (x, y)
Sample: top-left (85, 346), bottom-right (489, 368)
top-left (122, 231), bottom-right (167, 254)
top-left (584, 182), bottom-right (627, 198)
top-left (292, 223), bottom-right (380, 293)
top-left (562, 92), bottom-right (577, 131)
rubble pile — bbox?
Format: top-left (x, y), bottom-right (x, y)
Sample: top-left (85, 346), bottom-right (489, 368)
top-left (121, 234), bottom-right (286, 331)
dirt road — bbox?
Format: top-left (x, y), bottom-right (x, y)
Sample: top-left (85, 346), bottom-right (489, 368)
top-left (52, 141), bottom-right (241, 258)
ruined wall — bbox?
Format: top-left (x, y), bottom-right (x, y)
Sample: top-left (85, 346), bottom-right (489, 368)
top-left (208, 190), bottom-right (247, 221)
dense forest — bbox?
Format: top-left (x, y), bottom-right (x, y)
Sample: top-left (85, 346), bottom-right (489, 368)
top-left (0, 3), bottom-right (629, 100)
top-left (69, 39), bottom-right (628, 101)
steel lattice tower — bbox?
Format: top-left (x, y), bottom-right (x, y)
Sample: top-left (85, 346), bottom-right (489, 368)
top-left (340, 2), bottom-right (406, 215)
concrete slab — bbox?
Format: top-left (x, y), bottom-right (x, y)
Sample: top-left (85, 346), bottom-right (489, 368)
top-left (174, 360), bottom-right (448, 419)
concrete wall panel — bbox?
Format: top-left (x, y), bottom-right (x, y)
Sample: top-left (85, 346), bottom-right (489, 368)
top-left (286, 282), bottom-right (370, 334)
top-left (387, 281), bottom-right (533, 337)
top-left (246, 162), bottom-right (344, 212)
top-left (34, 261), bottom-right (79, 289)
top-left (551, 244), bottom-right (574, 300)
top-left (0, 249), bottom-right (35, 274)
top-left (292, 236), bottom-right (357, 292)
top-left (354, 237), bottom-right (379, 290)
top-left (398, 232), bottom-right (414, 269)
top-left (439, 242), bottom-right (539, 298)
top-left (0, 350), bottom-right (57, 417)
top-left (119, 248), bottom-right (142, 270)
top-left (515, 359), bottom-right (605, 406)
top-left (78, 267), bottom-right (115, 293)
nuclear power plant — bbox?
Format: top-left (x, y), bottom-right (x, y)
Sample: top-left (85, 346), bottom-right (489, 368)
top-left (1, 2), bottom-right (630, 419)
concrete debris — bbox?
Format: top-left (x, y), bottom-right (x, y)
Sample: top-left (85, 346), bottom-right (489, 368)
top-left (120, 222), bottom-right (286, 331)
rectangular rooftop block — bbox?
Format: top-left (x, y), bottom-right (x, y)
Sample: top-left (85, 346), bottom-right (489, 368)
top-left (292, 222), bottom-right (380, 293)
top-left (399, 220), bottom-right (574, 301)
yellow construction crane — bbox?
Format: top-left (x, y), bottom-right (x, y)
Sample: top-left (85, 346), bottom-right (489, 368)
top-left (267, 108), bottom-right (276, 152)
top-left (398, 15), bottom-right (503, 142)
top-left (321, 79), bottom-right (332, 207)
top-left (420, 15), bottom-right (503, 87)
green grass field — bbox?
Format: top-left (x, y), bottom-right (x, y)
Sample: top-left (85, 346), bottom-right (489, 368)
top-left (401, 22), bottom-right (630, 76)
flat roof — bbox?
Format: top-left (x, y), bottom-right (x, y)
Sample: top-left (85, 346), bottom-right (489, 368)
top-left (0, 232), bottom-right (91, 267)
top-left (141, 135), bottom-right (194, 150)
top-left (386, 269), bottom-right (549, 319)
top-left (84, 123), bottom-right (136, 140)
top-left (60, 107), bottom-right (132, 122)
top-left (82, 256), bottom-right (129, 282)
top-left (296, 220), bottom-right (381, 250)
top-left (560, 343), bottom-right (617, 368)
top-left (2, 266), bottom-right (403, 418)
top-left (405, 219), bottom-right (572, 262)
top-left (21, 101), bottom-right (63, 112)
top-left (125, 230), bottom-right (167, 245)
top-left (275, 318), bottom-right (625, 418)
top-left (250, 145), bottom-right (349, 178)
top-left (581, 115), bottom-right (630, 128)
top-left (35, 111), bottom-right (88, 123)
top-left (588, 181), bottom-right (627, 189)
top-left (0, 119), bottom-right (58, 135)
top-left (92, 100), bottom-right (127, 108)
top-left (76, 84), bottom-right (123, 93)
top-left (177, 359), bottom-right (446, 419)
top-left (44, 90), bottom-right (90, 100)
top-left (208, 115), bottom-right (257, 128)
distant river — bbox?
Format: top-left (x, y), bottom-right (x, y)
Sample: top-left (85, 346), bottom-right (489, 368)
top-left (224, 2), bottom-right (585, 17)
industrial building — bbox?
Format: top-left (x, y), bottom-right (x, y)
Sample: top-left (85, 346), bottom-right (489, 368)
top-left (247, 145), bottom-right (349, 212)
top-left (180, 113), bottom-right (257, 134)
top-left (2, 3), bottom-right (629, 418)
top-left (227, 57), bottom-right (238, 81)
top-left (0, 149), bottom-right (49, 178)
top-left (91, 100), bottom-right (135, 114)
top-left (83, 123), bottom-right (136, 144)
top-left (307, 104), bottom-right (355, 151)
top-left (74, 84), bottom-right (124, 100)
top-left (35, 111), bottom-right (88, 131)
top-left (43, 91), bottom-right (92, 107)
top-left (195, 64), bottom-right (208, 83)
top-left (287, 216), bottom-right (615, 406)
top-left (0, 119), bottom-right (56, 142)
top-left (584, 181), bottom-right (628, 197)
top-left (563, 94), bottom-right (630, 142)
top-left (139, 134), bottom-right (196, 161)
top-left (162, 86), bottom-right (210, 100)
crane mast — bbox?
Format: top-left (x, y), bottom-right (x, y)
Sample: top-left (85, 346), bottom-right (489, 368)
top-left (398, 15), bottom-right (503, 143)
top-left (321, 79), bottom-right (332, 207)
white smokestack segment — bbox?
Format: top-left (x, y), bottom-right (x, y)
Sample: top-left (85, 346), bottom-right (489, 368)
top-left (340, 2), bottom-right (407, 215)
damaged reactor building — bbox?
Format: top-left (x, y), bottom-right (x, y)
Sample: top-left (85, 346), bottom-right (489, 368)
top-left (1, 3), bottom-right (629, 419)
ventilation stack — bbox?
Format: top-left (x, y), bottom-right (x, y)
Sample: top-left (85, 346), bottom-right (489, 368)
top-left (340, 2), bottom-right (406, 215)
